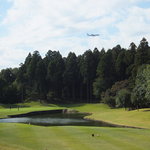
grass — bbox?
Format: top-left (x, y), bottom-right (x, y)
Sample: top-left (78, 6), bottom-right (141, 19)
top-left (67, 103), bottom-right (150, 129)
top-left (0, 123), bottom-right (150, 150)
top-left (0, 101), bottom-right (64, 119)
top-left (0, 102), bottom-right (150, 150)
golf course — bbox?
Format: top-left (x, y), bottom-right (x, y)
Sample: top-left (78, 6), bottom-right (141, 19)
top-left (0, 102), bottom-right (150, 150)
top-left (1, 0), bottom-right (150, 149)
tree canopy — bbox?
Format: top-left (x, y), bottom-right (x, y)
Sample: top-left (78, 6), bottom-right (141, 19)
top-left (0, 38), bottom-right (149, 109)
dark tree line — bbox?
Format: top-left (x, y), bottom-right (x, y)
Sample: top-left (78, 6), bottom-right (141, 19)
top-left (0, 38), bottom-right (150, 108)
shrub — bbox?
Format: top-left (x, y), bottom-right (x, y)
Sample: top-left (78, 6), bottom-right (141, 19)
top-left (115, 89), bottom-right (131, 108)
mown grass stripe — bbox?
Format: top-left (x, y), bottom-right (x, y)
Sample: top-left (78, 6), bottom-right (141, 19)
top-left (88, 127), bottom-right (150, 150)
top-left (14, 124), bottom-right (43, 150)
top-left (32, 125), bottom-right (73, 150)
top-left (0, 124), bottom-right (150, 150)
top-left (59, 126), bottom-right (118, 150)
top-left (51, 126), bottom-right (93, 150)
top-left (0, 123), bottom-right (33, 150)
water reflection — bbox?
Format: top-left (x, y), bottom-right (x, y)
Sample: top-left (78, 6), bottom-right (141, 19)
top-left (0, 113), bottom-right (116, 127)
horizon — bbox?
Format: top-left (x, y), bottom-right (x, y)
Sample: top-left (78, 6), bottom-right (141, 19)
top-left (0, 0), bottom-right (150, 69)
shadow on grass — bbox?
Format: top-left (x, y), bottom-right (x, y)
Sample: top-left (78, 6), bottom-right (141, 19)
top-left (142, 109), bottom-right (150, 112)
top-left (0, 104), bottom-right (30, 109)
top-left (40, 102), bottom-right (58, 107)
top-left (57, 103), bottom-right (86, 108)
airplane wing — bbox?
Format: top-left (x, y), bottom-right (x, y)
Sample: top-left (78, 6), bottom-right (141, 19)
top-left (87, 33), bottom-right (99, 36)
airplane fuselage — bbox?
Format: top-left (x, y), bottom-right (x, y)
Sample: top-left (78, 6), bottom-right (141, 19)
top-left (87, 33), bottom-right (99, 36)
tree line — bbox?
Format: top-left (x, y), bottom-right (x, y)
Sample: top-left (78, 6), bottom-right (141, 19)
top-left (0, 38), bottom-right (150, 109)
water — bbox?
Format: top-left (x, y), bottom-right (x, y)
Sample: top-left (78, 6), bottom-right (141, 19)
top-left (0, 113), bottom-right (116, 127)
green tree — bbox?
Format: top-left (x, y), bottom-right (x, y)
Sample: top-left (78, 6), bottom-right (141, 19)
top-left (115, 50), bottom-right (126, 80)
top-left (80, 49), bottom-right (100, 102)
top-left (0, 68), bottom-right (20, 104)
top-left (131, 65), bottom-right (150, 108)
top-left (26, 51), bottom-right (42, 84)
top-left (116, 89), bottom-right (131, 109)
top-left (93, 50), bottom-right (115, 98)
top-left (63, 52), bottom-right (79, 101)
top-left (135, 38), bottom-right (149, 66)
top-left (111, 45), bottom-right (122, 64)
top-left (45, 51), bottom-right (64, 101)
top-left (25, 51), bottom-right (42, 99)
top-left (35, 59), bottom-right (47, 99)
top-left (16, 64), bottom-right (27, 101)
top-left (0, 68), bottom-right (15, 84)
top-left (101, 80), bottom-right (130, 108)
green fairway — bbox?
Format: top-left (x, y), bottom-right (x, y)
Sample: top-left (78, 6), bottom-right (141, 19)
top-left (0, 123), bottom-right (150, 150)
top-left (0, 102), bottom-right (150, 150)
top-left (68, 103), bottom-right (150, 129)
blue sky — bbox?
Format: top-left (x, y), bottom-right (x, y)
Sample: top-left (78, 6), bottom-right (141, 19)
top-left (0, 0), bottom-right (150, 69)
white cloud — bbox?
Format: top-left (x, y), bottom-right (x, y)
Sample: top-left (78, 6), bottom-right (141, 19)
top-left (0, 0), bottom-right (150, 69)
top-left (115, 6), bottom-right (150, 47)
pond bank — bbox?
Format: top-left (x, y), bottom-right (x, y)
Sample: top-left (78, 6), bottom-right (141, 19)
top-left (8, 109), bottom-right (65, 117)
top-left (3, 109), bottom-right (144, 129)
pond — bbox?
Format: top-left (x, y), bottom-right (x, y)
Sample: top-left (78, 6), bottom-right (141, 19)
top-left (0, 110), bottom-right (117, 127)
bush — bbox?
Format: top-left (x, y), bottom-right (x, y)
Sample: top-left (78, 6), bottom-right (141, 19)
top-left (102, 96), bottom-right (116, 108)
top-left (131, 65), bottom-right (150, 108)
top-left (115, 89), bottom-right (131, 108)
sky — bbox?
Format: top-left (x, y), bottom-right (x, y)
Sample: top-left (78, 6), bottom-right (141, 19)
top-left (0, 0), bottom-right (150, 69)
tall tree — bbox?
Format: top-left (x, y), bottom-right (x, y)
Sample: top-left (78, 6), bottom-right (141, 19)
top-left (45, 50), bottom-right (64, 101)
top-left (135, 38), bottom-right (149, 66)
top-left (17, 64), bottom-right (27, 101)
top-left (35, 59), bottom-right (47, 99)
top-left (115, 50), bottom-right (126, 80)
top-left (63, 52), bottom-right (79, 101)
top-left (80, 49), bottom-right (99, 102)
top-left (26, 51), bottom-right (42, 99)
top-left (124, 43), bottom-right (136, 78)
top-left (93, 50), bottom-right (115, 98)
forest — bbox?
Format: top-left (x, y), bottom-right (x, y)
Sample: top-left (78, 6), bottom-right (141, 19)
top-left (0, 38), bottom-right (150, 109)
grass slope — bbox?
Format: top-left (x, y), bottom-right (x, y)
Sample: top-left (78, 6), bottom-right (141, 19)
top-left (68, 104), bottom-right (150, 129)
top-left (0, 102), bottom-right (150, 150)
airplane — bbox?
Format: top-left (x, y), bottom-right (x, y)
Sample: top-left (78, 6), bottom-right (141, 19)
top-left (87, 33), bottom-right (100, 36)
